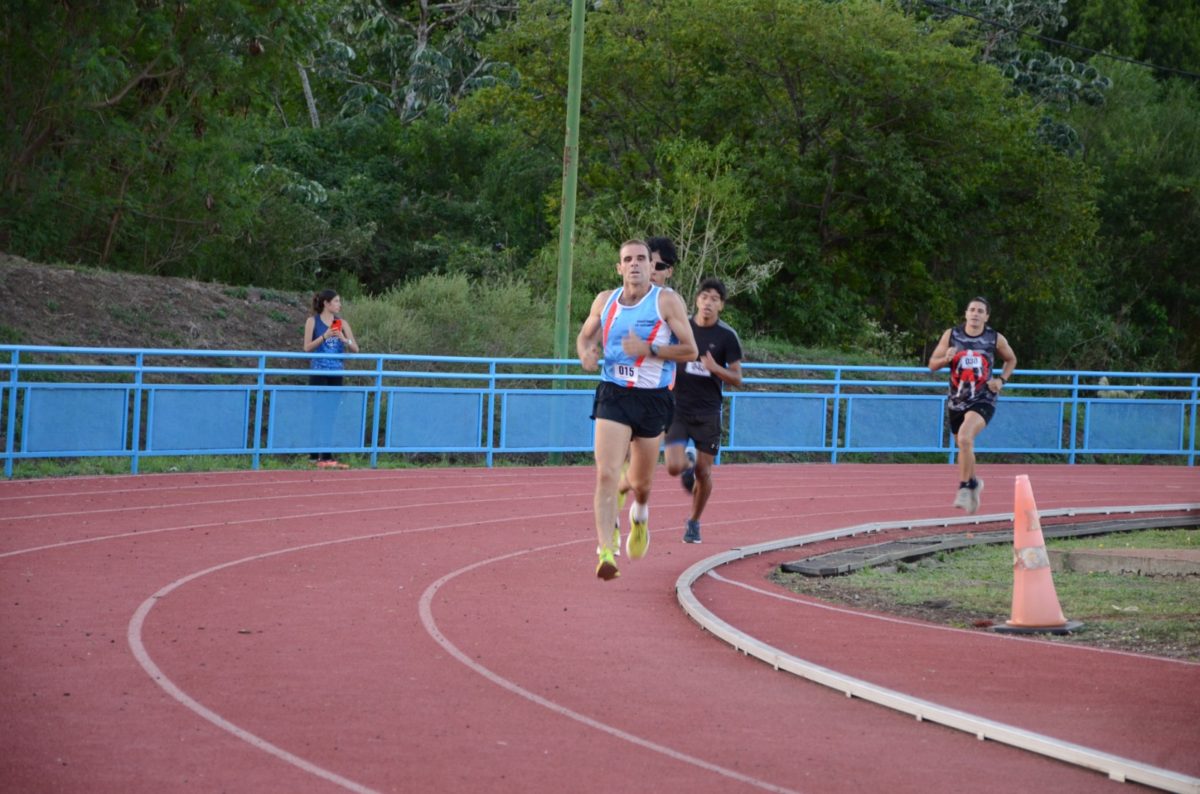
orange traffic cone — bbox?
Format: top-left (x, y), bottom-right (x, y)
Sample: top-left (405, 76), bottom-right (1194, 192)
top-left (993, 475), bottom-right (1082, 635)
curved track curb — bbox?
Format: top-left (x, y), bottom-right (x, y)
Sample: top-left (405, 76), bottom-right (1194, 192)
top-left (675, 503), bottom-right (1200, 794)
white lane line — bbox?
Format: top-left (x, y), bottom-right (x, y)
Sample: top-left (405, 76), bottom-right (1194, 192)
top-left (416, 547), bottom-right (806, 794)
top-left (0, 491), bottom-right (583, 559)
top-left (125, 515), bottom-right (569, 794)
top-left (0, 467), bottom-right (572, 502)
top-left (126, 533), bottom-right (420, 794)
top-left (0, 477), bottom-right (588, 522)
top-left (125, 516), bottom-right (803, 794)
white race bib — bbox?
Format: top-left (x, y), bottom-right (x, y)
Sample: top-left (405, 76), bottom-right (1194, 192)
top-left (685, 360), bottom-right (710, 377)
top-left (615, 363), bottom-right (638, 383)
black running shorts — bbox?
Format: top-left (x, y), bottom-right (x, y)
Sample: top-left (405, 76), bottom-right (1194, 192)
top-left (591, 381), bottom-right (674, 438)
top-left (665, 412), bottom-right (722, 455)
top-left (948, 403), bottom-right (995, 435)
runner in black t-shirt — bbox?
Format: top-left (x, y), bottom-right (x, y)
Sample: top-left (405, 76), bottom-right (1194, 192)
top-left (664, 278), bottom-right (743, 543)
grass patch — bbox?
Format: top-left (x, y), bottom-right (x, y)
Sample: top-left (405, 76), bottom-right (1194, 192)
top-left (771, 528), bottom-right (1200, 661)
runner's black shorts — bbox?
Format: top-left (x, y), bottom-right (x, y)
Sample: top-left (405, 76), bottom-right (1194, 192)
top-left (591, 381), bottom-right (674, 438)
top-left (948, 403), bottom-right (995, 435)
top-left (665, 412), bottom-right (722, 455)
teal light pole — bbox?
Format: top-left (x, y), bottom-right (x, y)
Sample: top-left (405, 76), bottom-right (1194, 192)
top-left (554, 0), bottom-right (587, 362)
top-left (550, 0), bottom-right (588, 464)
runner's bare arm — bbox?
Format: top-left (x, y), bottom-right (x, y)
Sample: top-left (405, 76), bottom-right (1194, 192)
top-left (650, 289), bottom-right (698, 361)
top-left (995, 334), bottom-right (1016, 377)
top-left (928, 329), bottom-right (954, 371)
top-left (576, 290), bottom-right (612, 372)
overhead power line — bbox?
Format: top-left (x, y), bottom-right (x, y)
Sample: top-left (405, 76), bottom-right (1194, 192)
top-left (920, 0), bottom-right (1200, 80)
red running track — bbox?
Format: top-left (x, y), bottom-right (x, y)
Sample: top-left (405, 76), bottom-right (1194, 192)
top-left (0, 463), bottom-right (1197, 793)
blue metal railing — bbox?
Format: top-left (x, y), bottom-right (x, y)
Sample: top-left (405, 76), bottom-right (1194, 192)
top-left (1, 345), bottom-right (1196, 475)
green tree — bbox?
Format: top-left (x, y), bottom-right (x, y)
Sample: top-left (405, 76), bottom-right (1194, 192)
top-left (901, 0), bottom-right (1112, 153)
top-left (598, 138), bottom-right (782, 302)
top-left (1066, 62), bottom-right (1200, 369)
top-left (353, 271), bottom-right (553, 356)
top-left (256, 113), bottom-right (556, 291)
top-left (0, 1), bottom-right (331, 281)
top-left (1064, 0), bottom-right (1200, 76)
top-left (483, 0), bottom-right (1099, 365)
top-left (302, 0), bottom-right (519, 123)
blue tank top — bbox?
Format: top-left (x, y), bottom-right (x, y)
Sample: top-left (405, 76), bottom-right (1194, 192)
top-left (599, 285), bottom-right (677, 389)
top-left (310, 315), bottom-right (345, 371)
top-left (947, 324), bottom-right (998, 412)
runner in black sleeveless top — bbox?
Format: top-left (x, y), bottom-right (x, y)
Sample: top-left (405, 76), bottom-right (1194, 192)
top-left (928, 297), bottom-right (1016, 514)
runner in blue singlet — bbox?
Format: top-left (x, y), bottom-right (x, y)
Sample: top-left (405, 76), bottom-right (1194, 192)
top-left (577, 240), bottom-right (698, 581)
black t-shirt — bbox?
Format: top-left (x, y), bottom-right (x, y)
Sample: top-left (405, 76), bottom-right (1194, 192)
top-left (674, 318), bottom-right (742, 417)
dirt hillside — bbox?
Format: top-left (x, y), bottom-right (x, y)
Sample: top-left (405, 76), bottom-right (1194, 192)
top-left (2, 252), bottom-right (310, 353)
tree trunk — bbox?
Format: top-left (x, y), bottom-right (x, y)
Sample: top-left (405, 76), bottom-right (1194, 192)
top-left (297, 62), bottom-right (320, 129)
top-left (100, 170), bottom-right (132, 267)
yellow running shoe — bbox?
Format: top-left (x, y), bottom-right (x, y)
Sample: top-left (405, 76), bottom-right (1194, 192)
top-left (626, 503), bottom-right (649, 559)
top-left (596, 547), bottom-right (620, 581)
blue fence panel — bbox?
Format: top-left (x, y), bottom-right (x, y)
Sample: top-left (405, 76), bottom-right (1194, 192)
top-left (385, 389), bottom-right (483, 450)
top-left (23, 386), bottom-right (128, 454)
top-left (268, 387), bottom-right (369, 452)
top-left (1084, 400), bottom-right (1186, 453)
top-left (844, 395), bottom-right (944, 450)
top-left (1, 347), bottom-right (1196, 474)
top-left (977, 398), bottom-right (1064, 452)
top-left (500, 390), bottom-right (594, 451)
top-left (147, 387), bottom-right (250, 452)
top-left (729, 393), bottom-right (827, 450)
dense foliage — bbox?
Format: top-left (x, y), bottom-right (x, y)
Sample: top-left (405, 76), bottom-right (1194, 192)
top-left (2, 0), bottom-right (1198, 370)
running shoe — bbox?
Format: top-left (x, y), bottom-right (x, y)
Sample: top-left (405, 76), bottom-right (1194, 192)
top-left (966, 478), bottom-right (984, 515)
top-left (626, 503), bottom-right (649, 559)
top-left (683, 519), bottom-right (702, 544)
top-left (953, 486), bottom-right (971, 510)
top-left (596, 547), bottom-right (620, 581)
top-left (680, 447), bottom-right (696, 494)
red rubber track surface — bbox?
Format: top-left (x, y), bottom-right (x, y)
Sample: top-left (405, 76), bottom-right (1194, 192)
top-left (0, 463), bottom-right (1197, 793)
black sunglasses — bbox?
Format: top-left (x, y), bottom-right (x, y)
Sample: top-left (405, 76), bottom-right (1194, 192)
top-left (654, 261), bottom-right (673, 271)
